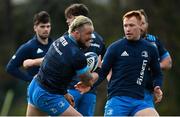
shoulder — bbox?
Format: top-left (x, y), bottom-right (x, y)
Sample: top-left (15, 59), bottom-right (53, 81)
top-left (108, 38), bottom-right (125, 50)
top-left (57, 36), bottom-right (80, 54)
top-left (48, 37), bottom-right (54, 44)
top-left (145, 34), bottom-right (164, 46)
top-left (141, 39), bottom-right (154, 47)
top-left (112, 38), bottom-right (125, 46)
top-left (18, 37), bottom-right (36, 51)
top-left (141, 39), bottom-right (158, 53)
top-left (145, 34), bottom-right (159, 42)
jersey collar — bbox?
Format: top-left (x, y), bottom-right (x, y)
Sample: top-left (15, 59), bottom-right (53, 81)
top-left (68, 34), bottom-right (78, 45)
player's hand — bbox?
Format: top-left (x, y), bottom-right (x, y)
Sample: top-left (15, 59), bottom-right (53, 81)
top-left (154, 86), bottom-right (163, 103)
top-left (23, 59), bottom-right (35, 69)
top-left (98, 55), bottom-right (102, 68)
top-left (64, 93), bottom-right (75, 107)
top-left (75, 81), bottom-right (91, 94)
top-left (106, 69), bottom-right (112, 82)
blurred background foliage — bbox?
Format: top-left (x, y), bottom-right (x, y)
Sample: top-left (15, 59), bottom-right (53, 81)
top-left (0, 0), bottom-right (179, 115)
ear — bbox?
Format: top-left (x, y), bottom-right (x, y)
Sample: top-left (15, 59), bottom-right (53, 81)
top-left (33, 25), bottom-right (37, 32)
top-left (74, 30), bottom-right (80, 40)
top-left (74, 30), bottom-right (80, 36)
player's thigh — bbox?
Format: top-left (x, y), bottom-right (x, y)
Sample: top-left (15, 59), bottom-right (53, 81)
top-left (61, 105), bottom-right (82, 116)
top-left (28, 79), bottom-right (70, 115)
top-left (26, 103), bottom-right (47, 116)
top-left (134, 107), bottom-right (159, 116)
top-left (104, 96), bottom-right (132, 116)
top-left (78, 93), bottom-right (96, 116)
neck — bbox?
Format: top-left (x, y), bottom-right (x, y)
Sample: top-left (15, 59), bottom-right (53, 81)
top-left (132, 35), bottom-right (141, 41)
top-left (37, 35), bottom-right (48, 45)
top-left (70, 32), bottom-right (79, 41)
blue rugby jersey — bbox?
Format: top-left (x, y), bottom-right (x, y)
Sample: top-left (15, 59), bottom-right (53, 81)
top-left (36, 35), bottom-right (89, 95)
top-left (95, 38), bottom-right (163, 99)
top-left (145, 34), bottom-right (170, 91)
top-left (67, 31), bottom-right (106, 93)
top-left (6, 35), bottom-right (53, 81)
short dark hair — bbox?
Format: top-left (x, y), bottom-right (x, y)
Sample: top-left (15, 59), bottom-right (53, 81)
top-left (139, 9), bottom-right (148, 23)
top-left (65, 3), bottom-right (89, 18)
top-left (33, 11), bottom-right (51, 25)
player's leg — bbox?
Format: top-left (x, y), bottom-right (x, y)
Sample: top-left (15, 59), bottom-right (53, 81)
top-left (134, 108), bottom-right (159, 116)
top-left (27, 96), bottom-right (82, 116)
top-left (26, 103), bottom-right (47, 116)
top-left (104, 96), bottom-right (133, 116)
top-left (131, 99), bottom-right (159, 116)
top-left (61, 105), bottom-right (82, 116)
top-left (78, 93), bottom-right (96, 116)
top-left (27, 78), bottom-right (81, 116)
top-left (27, 78), bottom-right (46, 116)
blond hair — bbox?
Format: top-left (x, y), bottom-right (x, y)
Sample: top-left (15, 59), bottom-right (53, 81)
top-left (68, 15), bottom-right (93, 33)
top-left (123, 10), bottom-right (142, 22)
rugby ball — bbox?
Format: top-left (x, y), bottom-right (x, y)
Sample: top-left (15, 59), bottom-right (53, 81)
top-left (85, 52), bottom-right (99, 72)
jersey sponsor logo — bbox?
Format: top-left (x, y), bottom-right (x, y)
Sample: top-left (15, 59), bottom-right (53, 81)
top-left (59, 37), bottom-right (68, 46)
top-left (141, 51), bottom-right (148, 58)
top-left (106, 108), bottom-right (113, 115)
top-left (137, 59), bottom-right (148, 85)
top-left (37, 48), bottom-right (43, 54)
top-left (121, 51), bottom-right (129, 56)
top-left (58, 101), bottom-right (65, 108)
top-left (53, 42), bottom-right (62, 55)
top-left (50, 108), bottom-right (57, 114)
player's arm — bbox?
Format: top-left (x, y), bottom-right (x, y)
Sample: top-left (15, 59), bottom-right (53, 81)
top-left (75, 66), bottom-right (99, 94)
top-left (93, 44), bottom-right (115, 87)
top-left (150, 47), bottom-right (164, 103)
top-left (156, 39), bottom-right (172, 70)
top-left (78, 71), bottom-right (99, 86)
top-left (6, 45), bottom-right (33, 81)
top-left (160, 55), bottom-right (172, 70)
top-left (71, 51), bottom-right (98, 93)
top-left (23, 57), bottom-right (44, 69)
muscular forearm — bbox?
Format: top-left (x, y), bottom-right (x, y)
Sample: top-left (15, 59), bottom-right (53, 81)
top-left (79, 72), bottom-right (98, 86)
top-left (23, 57), bottom-right (44, 69)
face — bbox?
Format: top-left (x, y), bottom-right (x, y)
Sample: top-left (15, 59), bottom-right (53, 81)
top-left (76, 24), bottom-right (94, 49)
top-left (141, 15), bottom-right (148, 37)
top-left (34, 22), bottom-right (51, 40)
top-left (66, 15), bottom-right (75, 26)
top-left (123, 16), bottom-right (142, 40)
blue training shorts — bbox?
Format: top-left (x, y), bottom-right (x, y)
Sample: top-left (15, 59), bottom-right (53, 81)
top-left (144, 89), bottom-right (155, 108)
top-left (68, 89), bottom-right (96, 116)
top-left (27, 78), bottom-right (70, 116)
top-left (104, 96), bottom-right (152, 116)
